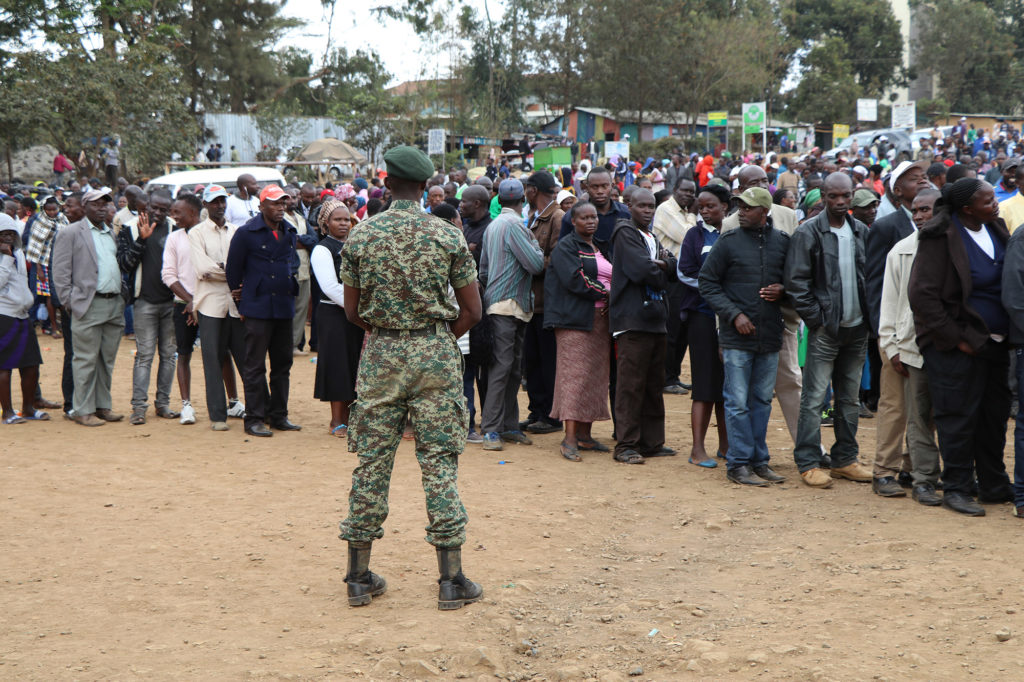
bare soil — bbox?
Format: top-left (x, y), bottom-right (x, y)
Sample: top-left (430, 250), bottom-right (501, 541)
top-left (3, 338), bottom-right (1023, 681)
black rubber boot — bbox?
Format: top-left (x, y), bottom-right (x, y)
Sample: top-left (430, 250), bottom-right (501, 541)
top-left (436, 547), bottom-right (483, 611)
top-left (344, 542), bottom-right (387, 606)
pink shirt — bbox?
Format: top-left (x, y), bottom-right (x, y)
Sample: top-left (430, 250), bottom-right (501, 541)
top-left (594, 250), bottom-right (612, 308)
top-left (161, 227), bottom-right (197, 300)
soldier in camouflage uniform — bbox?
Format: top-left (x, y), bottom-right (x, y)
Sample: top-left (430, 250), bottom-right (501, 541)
top-left (337, 145), bottom-right (485, 610)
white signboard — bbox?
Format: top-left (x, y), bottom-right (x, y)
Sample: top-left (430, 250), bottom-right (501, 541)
top-left (605, 140), bottom-right (630, 160)
top-left (427, 128), bottom-right (446, 155)
top-left (891, 102), bottom-right (916, 129)
top-left (857, 98), bottom-right (878, 122)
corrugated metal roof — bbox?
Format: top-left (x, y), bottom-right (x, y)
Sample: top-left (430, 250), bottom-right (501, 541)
top-left (202, 113), bottom-right (359, 162)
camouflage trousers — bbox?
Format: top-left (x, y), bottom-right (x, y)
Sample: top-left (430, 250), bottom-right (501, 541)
top-left (338, 330), bottom-right (469, 548)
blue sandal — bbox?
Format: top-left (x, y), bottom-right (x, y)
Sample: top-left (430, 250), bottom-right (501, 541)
top-left (20, 410), bottom-right (50, 421)
top-left (330, 424), bottom-right (347, 438)
top-left (688, 457), bottom-right (718, 468)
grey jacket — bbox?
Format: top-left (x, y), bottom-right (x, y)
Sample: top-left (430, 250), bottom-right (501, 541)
top-left (1002, 229), bottom-right (1024, 346)
top-left (784, 211), bottom-right (869, 337)
top-left (52, 218), bottom-right (114, 320)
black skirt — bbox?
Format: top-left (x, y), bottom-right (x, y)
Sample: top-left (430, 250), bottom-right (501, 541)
top-left (0, 314), bottom-right (43, 370)
top-left (687, 311), bottom-right (723, 402)
top-left (314, 304), bottom-right (364, 402)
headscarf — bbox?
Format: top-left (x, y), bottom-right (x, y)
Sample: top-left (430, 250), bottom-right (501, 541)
top-left (317, 198), bottom-right (346, 234)
top-left (335, 183), bottom-right (356, 200)
top-left (319, 188), bottom-right (334, 201)
top-left (356, 196), bottom-right (367, 210)
top-left (802, 188), bottom-right (821, 210)
top-left (353, 177), bottom-right (368, 191)
top-left (369, 188), bottom-right (383, 199)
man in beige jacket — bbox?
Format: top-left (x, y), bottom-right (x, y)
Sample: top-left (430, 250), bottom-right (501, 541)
top-left (877, 188), bottom-right (942, 506)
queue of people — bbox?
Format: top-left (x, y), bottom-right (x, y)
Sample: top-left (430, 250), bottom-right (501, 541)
top-left (2, 143), bottom-right (1023, 522)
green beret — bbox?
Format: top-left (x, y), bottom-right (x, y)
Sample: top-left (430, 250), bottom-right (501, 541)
top-left (383, 145), bottom-right (435, 182)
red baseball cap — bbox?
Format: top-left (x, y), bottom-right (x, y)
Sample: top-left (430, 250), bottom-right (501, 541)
top-left (259, 184), bottom-right (287, 202)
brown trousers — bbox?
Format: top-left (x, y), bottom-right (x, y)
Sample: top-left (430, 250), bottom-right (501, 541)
top-left (874, 341), bottom-right (911, 477)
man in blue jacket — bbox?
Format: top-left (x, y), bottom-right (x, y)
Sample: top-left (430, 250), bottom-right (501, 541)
top-left (226, 184), bottom-right (301, 437)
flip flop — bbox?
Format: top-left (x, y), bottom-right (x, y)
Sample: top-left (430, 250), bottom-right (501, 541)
top-left (19, 410), bottom-right (51, 421)
top-left (560, 441), bottom-right (582, 462)
top-left (688, 457), bottom-right (718, 469)
top-left (3, 414), bottom-right (26, 424)
top-left (330, 424), bottom-right (348, 438)
top-left (577, 438), bottom-right (610, 452)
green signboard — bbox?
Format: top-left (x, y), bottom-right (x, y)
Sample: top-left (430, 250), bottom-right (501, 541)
top-left (743, 102), bottom-right (765, 134)
top-left (533, 146), bottom-right (572, 171)
top-left (708, 111), bottom-right (728, 128)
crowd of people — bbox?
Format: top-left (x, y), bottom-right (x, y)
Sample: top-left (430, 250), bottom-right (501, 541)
top-left (2, 122), bottom-right (1023, 522)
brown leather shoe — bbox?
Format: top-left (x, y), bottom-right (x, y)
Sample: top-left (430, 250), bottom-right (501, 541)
top-left (95, 408), bottom-right (124, 422)
top-left (73, 413), bottom-right (106, 427)
top-left (830, 461), bottom-right (873, 482)
top-left (800, 468), bottom-right (834, 488)
top-left (34, 397), bottom-right (61, 410)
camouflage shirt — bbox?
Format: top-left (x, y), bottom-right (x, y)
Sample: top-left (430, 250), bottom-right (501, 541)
top-left (340, 199), bottom-right (477, 329)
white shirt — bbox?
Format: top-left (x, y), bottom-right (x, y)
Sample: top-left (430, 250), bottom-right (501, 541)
top-left (225, 194), bottom-right (258, 227)
top-left (964, 223), bottom-right (995, 259)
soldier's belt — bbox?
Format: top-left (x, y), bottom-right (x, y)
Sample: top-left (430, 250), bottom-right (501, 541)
top-left (373, 322), bottom-right (447, 338)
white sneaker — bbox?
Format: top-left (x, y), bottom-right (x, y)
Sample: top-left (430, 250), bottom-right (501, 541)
top-left (226, 400), bottom-right (245, 419)
top-left (180, 402), bottom-right (196, 425)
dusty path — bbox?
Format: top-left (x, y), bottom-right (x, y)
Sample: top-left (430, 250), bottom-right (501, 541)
top-left (2, 339), bottom-right (1023, 680)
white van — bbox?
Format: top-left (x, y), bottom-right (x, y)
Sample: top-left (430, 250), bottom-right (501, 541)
top-left (143, 166), bottom-right (286, 197)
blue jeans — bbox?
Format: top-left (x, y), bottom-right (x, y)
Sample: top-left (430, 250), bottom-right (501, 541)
top-left (1012, 349), bottom-right (1024, 506)
top-left (794, 324), bottom-right (867, 472)
top-left (722, 349), bottom-right (778, 470)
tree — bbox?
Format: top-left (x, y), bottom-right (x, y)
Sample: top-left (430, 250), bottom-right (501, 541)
top-left (914, 0), bottom-right (1023, 114)
top-left (785, 37), bottom-right (862, 125)
top-left (782, 0), bottom-right (905, 98)
top-left (329, 49), bottom-right (402, 169)
top-left (521, 0), bottom-right (590, 118)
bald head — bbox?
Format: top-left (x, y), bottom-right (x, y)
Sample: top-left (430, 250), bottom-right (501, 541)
top-left (474, 176), bottom-right (493, 190)
top-left (124, 185), bottom-right (145, 211)
top-left (737, 165), bottom-right (769, 191)
top-left (823, 172), bottom-right (853, 192)
top-left (460, 185), bottom-right (491, 221)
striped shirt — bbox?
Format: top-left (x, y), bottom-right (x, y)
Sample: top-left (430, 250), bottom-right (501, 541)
top-left (479, 207), bottom-right (544, 312)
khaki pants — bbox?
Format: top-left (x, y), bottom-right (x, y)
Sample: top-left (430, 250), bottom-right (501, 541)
top-left (774, 326), bottom-right (801, 443)
top-left (874, 341), bottom-right (911, 477)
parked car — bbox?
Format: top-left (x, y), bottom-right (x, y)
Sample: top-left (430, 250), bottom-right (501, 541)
top-left (911, 126), bottom-right (953, 152)
top-left (144, 166), bottom-right (286, 197)
top-left (824, 128), bottom-right (912, 162)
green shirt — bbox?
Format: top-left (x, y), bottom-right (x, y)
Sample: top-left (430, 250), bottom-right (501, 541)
top-left (340, 199), bottom-right (477, 329)
top-left (90, 220), bottom-right (121, 294)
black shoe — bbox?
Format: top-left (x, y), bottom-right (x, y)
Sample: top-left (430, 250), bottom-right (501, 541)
top-left (642, 445), bottom-right (677, 457)
top-left (677, 381), bottom-right (692, 391)
top-left (727, 465), bottom-right (769, 487)
top-left (525, 420), bottom-right (560, 434)
top-left (345, 542), bottom-right (387, 607)
top-left (753, 464), bottom-right (786, 483)
top-left (872, 476), bottom-right (907, 497)
top-left (820, 454), bottom-right (833, 469)
top-left (436, 547), bottom-right (483, 610)
top-left (941, 491), bottom-right (985, 516)
top-left (898, 471), bottom-right (913, 488)
top-left (978, 487), bottom-right (1014, 504)
top-left (912, 482), bottom-right (942, 506)
top-left (859, 402), bottom-right (875, 418)
top-left (518, 419), bottom-right (533, 431)
top-left (245, 424), bottom-right (273, 437)
top-left (270, 419), bottom-right (302, 431)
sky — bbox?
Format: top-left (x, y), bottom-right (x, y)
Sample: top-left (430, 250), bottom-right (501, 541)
top-left (278, 0), bottom-right (497, 86)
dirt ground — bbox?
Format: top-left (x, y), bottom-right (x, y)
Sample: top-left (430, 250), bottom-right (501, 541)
top-left (3, 336), bottom-right (1024, 682)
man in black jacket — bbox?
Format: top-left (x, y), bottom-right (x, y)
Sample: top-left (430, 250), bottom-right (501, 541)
top-left (699, 187), bottom-right (789, 486)
top-left (609, 188), bottom-right (677, 464)
top-left (785, 173), bottom-right (874, 488)
top-left (864, 160), bottom-right (930, 494)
